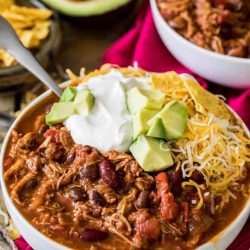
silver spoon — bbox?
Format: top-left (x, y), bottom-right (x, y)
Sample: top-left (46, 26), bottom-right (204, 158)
top-left (0, 16), bottom-right (62, 97)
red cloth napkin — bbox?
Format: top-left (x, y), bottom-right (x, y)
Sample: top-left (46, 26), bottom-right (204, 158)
top-left (103, 1), bottom-right (250, 250)
top-left (103, 1), bottom-right (250, 129)
top-left (15, 1), bottom-right (250, 250)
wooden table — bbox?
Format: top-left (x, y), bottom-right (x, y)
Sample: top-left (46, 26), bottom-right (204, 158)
top-left (55, 1), bottom-right (142, 74)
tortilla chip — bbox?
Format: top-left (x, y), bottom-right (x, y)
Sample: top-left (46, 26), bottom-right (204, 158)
top-left (0, 0), bottom-right (14, 12)
top-left (150, 72), bottom-right (186, 93)
top-left (0, 4), bottom-right (52, 67)
top-left (0, 49), bottom-right (15, 67)
top-left (33, 21), bottom-right (50, 40)
top-left (10, 5), bottom-right (52, 19)
top-left (183, 78), bottom-right (231, 119)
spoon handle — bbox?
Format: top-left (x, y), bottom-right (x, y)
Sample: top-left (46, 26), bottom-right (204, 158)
top-left (0, 16), bottom-right (62, 97)
top-left (9, 43), bottom-right (62, 97)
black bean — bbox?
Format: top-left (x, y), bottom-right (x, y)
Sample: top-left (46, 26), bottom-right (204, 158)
top-left (80, 229), bottom-right (108, 242)
top-left (54, 147), bottom-right (66, 163)
top-left (190, 170), bottom-right (205, 184)
top-left (83, 145), bottom-right (93, 154)
top-left (226, 0), bottom-right (243, 11)
top-left (24, 179), bottom-right (38, 190)
top-left (220, 23), bottom-right (233, 39)
top-left (79, 163), bottom-right (99, 180)
top-left (44, 143), bottom-right (66, 163)
top-left (69, 187), bottom-right (86, 202)
top-left (135, 191), bottom-right (150, 209)
top-left (38, 125), bottom-right (49, 134)
top-left (99, 160), bottom-right (121, 188)
top-left (88, 190), bottom-right (104, 206)
top-left (170, 168), bottom-right (184, 195)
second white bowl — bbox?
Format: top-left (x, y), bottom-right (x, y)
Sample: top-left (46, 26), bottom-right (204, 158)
top-left (150, 0), bottom-right (250, 89)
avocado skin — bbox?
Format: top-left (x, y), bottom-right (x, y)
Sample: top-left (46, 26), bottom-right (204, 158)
top-left (41, 0), bottom-right (132, 17)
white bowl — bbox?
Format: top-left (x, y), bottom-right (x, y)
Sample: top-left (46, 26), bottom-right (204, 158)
top-left (0, 86), bottom-right (250, 250)
top-left (150, 0), bottom-right (250, 89)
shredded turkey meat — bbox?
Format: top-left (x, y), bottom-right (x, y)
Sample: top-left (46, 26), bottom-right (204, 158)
top-left (4, 112), bottom-right (230, 250)
top-left (157, 0), bottom-right (250, 58)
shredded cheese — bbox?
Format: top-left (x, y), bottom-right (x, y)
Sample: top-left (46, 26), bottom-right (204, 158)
top-left (182, 180), bottom-right (204, 209)
top-left (174, 111), bottom-right (250, 211)
top-left (161, 81), bottom-right (250, 211)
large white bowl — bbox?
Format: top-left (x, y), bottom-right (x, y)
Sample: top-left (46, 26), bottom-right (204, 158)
top-left (150, 0), bottom-right (250, 89)
top-left (0, 86), bottom-right (250, 250)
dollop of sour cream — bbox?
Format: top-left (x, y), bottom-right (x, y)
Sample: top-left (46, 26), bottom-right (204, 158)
top-left (64, 70), bottom-right (150, 152)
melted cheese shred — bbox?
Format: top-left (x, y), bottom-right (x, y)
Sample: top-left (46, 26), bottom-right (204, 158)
top-left (155, 73), bottom-right (250, 211)
top-left (171, 112), bottom-right (250, 211)
top-left (182, 180), bottom-right (204, 210)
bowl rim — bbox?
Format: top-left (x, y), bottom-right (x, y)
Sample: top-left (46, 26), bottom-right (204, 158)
top-left (150, 0), bottom-right (250, 64)
top-left (0, 80), bottom-right (250, 250)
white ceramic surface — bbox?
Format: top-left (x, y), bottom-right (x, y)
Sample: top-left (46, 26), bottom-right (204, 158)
top-left (0, 86), bottom-right (250, 250)
top-left (150, 0), bottom-right (250, 89)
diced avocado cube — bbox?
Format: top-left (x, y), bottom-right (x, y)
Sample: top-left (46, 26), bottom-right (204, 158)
top-left (148, 100), bottom-right (188, 140)
top-left (132, 109), bottom-right (159, 140)
top-left (127, 87), bottom-right (165, 114)
top-left (148, 100), bottom-right (177, 126)
top-left (130, 136), bottom-right (173, 172)
top-left (147, 118), bottom-right (165, 139)
top-left (46, 102), bottom-right (75, 126)
top-left (60, 87), bottom-right (77, 102)
top-left (74, 89), bottom-right (95, 116)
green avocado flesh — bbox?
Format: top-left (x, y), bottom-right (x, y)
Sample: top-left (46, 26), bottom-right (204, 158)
top-left (132, 109), bottom-right (159, 140)
top-left (148, 100), bottom-right (188, 140)
top-left (74, 89), bottom-right (95, 116)
top-left (41, 0), bottom-right (131, 17)
top-left (60, 87), bottom-right (77, 102)
top-left (147, 118), bottom-right (165, 139)
top-left (46, 87), bottom-right (95, 125)
top-left (130, 136), bottom-right (173, 172)
top-left (127, 87), bottom-right (165, 114)
top-left (46, 102), bottom-right (75, 125)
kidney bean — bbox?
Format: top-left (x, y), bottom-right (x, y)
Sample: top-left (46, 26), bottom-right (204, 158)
top-left (88, 190), bottom-right (104, 206)
top-left (80, 229), bottom-right (108, 242)
top-left (190, 170), bottom-right (205, 184)
top-left (69, 187), bottom-right (86, 202)
top-left (64, 152), bottom-right (75, 164)
top-left (99, 160), bottom-right (120, 188)
top-left (38, 124), bottom-right (49, 134)
top-left (170, 168), bottom-right (184, 195)
top-left (79, 163), bottom-right (99, 180)
top-left (135, 191), bottom-right (150, 209)
top-left (212, 0), bottom-right (243, 11)
top-left (44, 104), bottom-right (53, 114)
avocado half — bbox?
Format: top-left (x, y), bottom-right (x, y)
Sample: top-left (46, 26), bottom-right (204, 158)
top-left (41, 0), bottom-right (132, 17)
